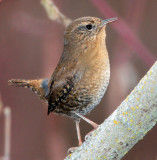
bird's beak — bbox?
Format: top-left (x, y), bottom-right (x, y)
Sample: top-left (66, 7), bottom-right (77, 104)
top-left (101, 17), bottom-right (118, 26)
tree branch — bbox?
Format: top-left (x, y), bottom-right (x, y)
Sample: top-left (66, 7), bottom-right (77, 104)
top-left (0, 96), bottom-right (11, 160)
top-left (65, 61), bottom-right (157, 159)
top-left (41, 0), bottom-right (71, 27)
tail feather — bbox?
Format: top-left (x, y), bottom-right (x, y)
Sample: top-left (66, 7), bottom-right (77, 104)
top-left (8, 79), bottom-right (33, 88)
top-left (8, 79), bottom-right (49, 101)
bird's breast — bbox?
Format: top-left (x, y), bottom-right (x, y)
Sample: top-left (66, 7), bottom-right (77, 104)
top-left (53, 47), bottom-right (110, 118)
top-left (78, 54), bottom-right (110, 97)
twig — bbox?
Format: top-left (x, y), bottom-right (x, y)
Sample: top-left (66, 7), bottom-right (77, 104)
top-left (41, 0), bottom-right (72, 27)
top-left (3, 107), bottom-right (11, 160)
top-left (112, 0), bottom-right (147, 65)
top-left (0, 94), bottom-right (3, 115)
top-left (65, 61), bottom-right (157, 159)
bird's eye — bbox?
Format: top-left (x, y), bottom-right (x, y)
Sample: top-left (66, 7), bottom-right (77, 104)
top-left (86, 24), bottom-right (92, 30)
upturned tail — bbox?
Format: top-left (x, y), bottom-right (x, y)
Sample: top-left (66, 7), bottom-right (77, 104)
top-left (8, 79), bottom-right (49, 101)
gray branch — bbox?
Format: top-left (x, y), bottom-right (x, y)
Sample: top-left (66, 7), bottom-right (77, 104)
top-left (65, 61), bottom-right (157, 160)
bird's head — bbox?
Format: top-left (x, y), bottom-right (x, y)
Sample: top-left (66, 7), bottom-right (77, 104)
top-left (64, 16), bottom-right (117, 47)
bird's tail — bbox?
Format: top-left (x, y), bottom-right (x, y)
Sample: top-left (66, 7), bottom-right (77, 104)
top-left (8, 79), bottom-right (34, 88)
top-left (8, 79), bottom-right (49, 101)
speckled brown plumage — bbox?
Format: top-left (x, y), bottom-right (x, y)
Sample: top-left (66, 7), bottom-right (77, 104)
top-left (8, 16), bottom-right (117, 147)
top-left (48, 17), bottom-right (112, 119)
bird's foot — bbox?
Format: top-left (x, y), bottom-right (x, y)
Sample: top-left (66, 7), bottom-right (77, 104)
top-left (67, 147), bottom-right (78, 154)
top-left (85, 125), bottom-right (99, 140)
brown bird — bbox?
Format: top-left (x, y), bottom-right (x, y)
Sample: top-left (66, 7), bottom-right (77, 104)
top-left (8, 16), bottom-right (117, 147)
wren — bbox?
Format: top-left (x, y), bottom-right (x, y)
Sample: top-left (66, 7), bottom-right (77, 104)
top-left (8, 16), bottom-right (117, 147)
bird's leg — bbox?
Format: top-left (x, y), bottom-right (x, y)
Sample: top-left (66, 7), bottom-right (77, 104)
top-left (67, 120), bottom-right (82, 154)
top-left (75, 113), bottom-right (98, 129)
top-left (75, 113), bottom-right (99, 140)
top-left (75, 120), bottom-right (82, 146)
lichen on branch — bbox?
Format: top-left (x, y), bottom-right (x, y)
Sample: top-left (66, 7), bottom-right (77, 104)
top-left (65, 61), bottom-right (157, 160)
